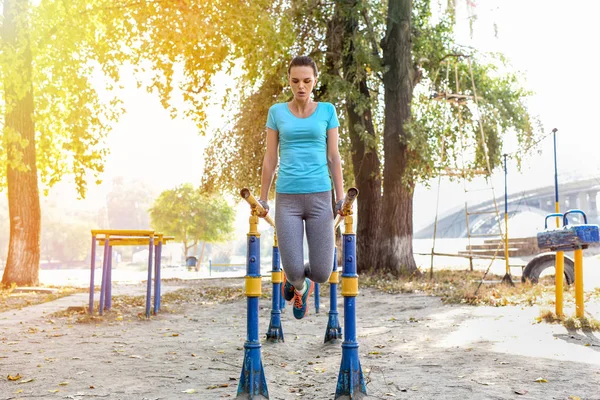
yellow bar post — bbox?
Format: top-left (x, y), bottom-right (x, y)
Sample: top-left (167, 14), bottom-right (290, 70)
top-left (555, 251), bottom-right (564, 317)
top-left (574, 248), bottom-right (584, 318)
top-left (555, 202), bottom-right (560, 228)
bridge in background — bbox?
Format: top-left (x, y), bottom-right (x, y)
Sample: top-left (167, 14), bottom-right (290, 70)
top-left (415, 177), bottom-right (600, 239)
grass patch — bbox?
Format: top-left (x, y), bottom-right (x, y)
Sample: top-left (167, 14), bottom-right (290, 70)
top-left (538, 309), bottom-right (600, 331)
top-left (361, 269), bottom-right (559, 307)
top-left (0, 285), bottom-right (88, 313)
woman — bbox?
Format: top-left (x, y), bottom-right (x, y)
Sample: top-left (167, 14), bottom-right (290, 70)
top-left (258, 55), bottom-right (345, 320)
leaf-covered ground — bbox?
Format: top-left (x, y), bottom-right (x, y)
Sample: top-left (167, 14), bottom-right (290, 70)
top-left (1, 277), bottom-right (600, 399)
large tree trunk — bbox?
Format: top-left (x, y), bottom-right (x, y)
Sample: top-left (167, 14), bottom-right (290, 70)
top-left (378, 0), bottom-right (418, 275)
top-left (340, 0), bottom-right (382, 273)
top-left (1, 0), bottom-right (42, 287)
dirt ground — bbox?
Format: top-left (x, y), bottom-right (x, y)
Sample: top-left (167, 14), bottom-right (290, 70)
top-left (1, 278), bottom-right (600, 400)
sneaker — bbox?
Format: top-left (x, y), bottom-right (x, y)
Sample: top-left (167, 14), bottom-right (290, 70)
top-left (292, 278), bottom-right (314, 320)
top-left (282, 274), bottom-right (295, 302)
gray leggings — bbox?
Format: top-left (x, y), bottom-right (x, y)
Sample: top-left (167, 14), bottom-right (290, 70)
top-left (275, 191), bottom-right (334, 289)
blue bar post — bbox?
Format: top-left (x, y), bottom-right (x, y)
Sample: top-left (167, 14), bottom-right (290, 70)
top-left (105, 245), bottom-right (113, 310)
top-left (145, 236), bottom-right (154, 318)
top-left (238, 227), bottom-right (268, 398)
top-left (98, 239), bottom-right (110, 316)
top-left (154, 239), bottom-right (162, 314)
top-left (88, 235), bottom-right (97, 314)
top-left (335, 227), bottom-right (367, 398)
top-left (267, 237), bottom-right (284, 342)
top-left (324, 247), bottom-right (342, 343)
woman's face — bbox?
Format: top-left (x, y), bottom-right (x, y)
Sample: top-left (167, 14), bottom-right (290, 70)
top-left (288, 66), bottom-right (316, 101)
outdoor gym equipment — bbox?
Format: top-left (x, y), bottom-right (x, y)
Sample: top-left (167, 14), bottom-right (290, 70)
top-left (237, 188), bottom-right (366, 399)
top-left (537, 210), bottom-right (599, 317)
top-left (89, 230), bottom-right (173, 318)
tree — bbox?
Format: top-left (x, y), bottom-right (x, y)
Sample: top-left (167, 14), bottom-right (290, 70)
top-left (1, 0), bottom-right (135, 286)
top-left (199, 0), bottom-right (536, 275)
top-left (2, 0), bottom-right (41, 286)
top-left (149, 184), bottom-right (234, 262)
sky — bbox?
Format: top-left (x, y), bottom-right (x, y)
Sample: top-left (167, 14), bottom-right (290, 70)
top-left (40, 0), bottom-right (600, 235)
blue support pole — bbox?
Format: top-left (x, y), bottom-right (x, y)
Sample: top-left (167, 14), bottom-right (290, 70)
top-left (209, 259), bottom-right (212, 276)
top-left (145, 237), bottom-right (154, 318)
top-left (238, 232), bottom-right (269, 398)
top-left (266, 241), bottom-right (284, 342)
top-left (335, 232), bottom-right (367, 399)
top-left (315, 283), bottom-right (320, 313)
top-left (154, 240), bottom-right (162, 315)
top-left (105, 245), bottom-right (113, 310)
top-left (98, 240), bottom-right (110, 316)
top-left (89, 235), bottom-right (97, 314)
top-left (324, 247), bottom-right (342, 343)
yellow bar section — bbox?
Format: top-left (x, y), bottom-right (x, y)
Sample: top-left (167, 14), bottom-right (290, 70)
top-left (344, 215), bottom-right (354, 235)
top-left (574, 248), bottom-right (584, 318)
top-left (271, 271), bottom-right (283, 284)
top-left (504, 213), bottom-right (509, 275)
top-left (555, 202), bottom-right (560, 228)
top-left (273, 233), bottom-right (278, 247)
top-left (240, 188), bottom-right (276, 228)
top-left (328, 271), bottom-right (340, 284)
top-left (245, 276), bottom-right (262, 297)
top-left (248, 215), bottom-right (260, 237)
top-left (334, 214), bottom-right (343, 231)
top-left (91, 229), bottom-right (154, 236)
top-left (97, 238), bottom-right (155, 246)
top-left (555, 251), bottom-right (564, 317)
top-left (341, 276), bottom-right (359, 297)
top-left (334, 187), bottom-right (359, 232)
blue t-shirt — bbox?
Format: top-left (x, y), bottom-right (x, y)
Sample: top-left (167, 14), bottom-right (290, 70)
top-left (266, 102), bottom-right (340, 194)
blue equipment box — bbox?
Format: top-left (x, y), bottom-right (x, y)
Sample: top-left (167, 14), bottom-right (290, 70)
top-left (537, 210), bottom-right (600, 251)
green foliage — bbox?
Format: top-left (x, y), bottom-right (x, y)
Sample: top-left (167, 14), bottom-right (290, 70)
top-left (149, 184), bottom-right (234, 252)
top-left (0, 0), bottom-right (139, 196)
top-left (405, 1), bottom-right (538, 183)
top-left (200, 0), bottom-right (538, 194)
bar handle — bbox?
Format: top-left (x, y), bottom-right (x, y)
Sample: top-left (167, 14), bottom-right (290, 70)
top-left (240, 188), bottom-right (276, 228)
top-left (334, 187), bottom-right (360, 230)
top-left (544, 213), bottom-right (564, 229)
top-left (563, 209), bottom-right (587, 226)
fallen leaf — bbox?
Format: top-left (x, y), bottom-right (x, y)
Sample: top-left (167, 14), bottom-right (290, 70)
top-left (568, 397), bottom-right (581, 400)
top-left (18, 378), bottom-right (34, 384)
top-left (8, 374), bottom-right (22, 381)
top-left (48, 389), bottom-right (59, 393)
top-left (14, 390), bottom-right (23, 394)
top-left (182, 388), bottom-right (197, 393)
top-left (172, 333), bottom-right (179, 337)
top-left (514, 389), bottom-right (528, 395)
top-left (368, 351), bottom-right (381, 355)
top-left (58, 381), bottom-right (69, 386)
top-left (90, 385), bottom-right (95, 389)
top-left (534, 377), bottom-right (548, 383)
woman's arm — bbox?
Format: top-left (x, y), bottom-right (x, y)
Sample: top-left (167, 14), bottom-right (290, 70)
top-left (260, 128), bottom-right (279, 202)
top-left (326, 127), bottom-right (345, 202)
